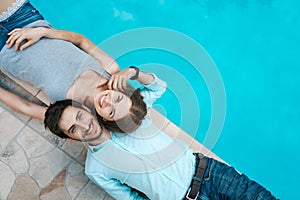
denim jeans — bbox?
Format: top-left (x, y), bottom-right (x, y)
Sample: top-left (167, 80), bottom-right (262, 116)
top-left (0, 2), bottom-right (44, 50)
top-left (193, 156), bottom-right (278, 200)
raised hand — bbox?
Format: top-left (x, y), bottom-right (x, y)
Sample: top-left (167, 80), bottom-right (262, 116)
top-left (107, 68), bottom-right (136, 91)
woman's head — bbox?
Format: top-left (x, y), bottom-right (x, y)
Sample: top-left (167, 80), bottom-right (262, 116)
top-left (94, 86), bottom-right (147, 133)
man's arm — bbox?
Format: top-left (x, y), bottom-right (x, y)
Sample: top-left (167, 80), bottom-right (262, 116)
top-left (0, 87), bottom-right (46, 121)
top-left (6, 27), bottom-right (120, 74)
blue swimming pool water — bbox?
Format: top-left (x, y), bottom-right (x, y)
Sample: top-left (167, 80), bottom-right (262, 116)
top-left (32, 0), bottom-right (300, 199)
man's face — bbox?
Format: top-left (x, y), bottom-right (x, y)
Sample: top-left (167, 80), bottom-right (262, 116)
top-left (94, 90), bottom-right (132, 121)
top-left (58, 106), bottom-right (103, 142)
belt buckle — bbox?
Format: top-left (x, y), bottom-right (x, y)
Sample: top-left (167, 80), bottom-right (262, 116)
top-left (185, 188), bottom-right (199, 200)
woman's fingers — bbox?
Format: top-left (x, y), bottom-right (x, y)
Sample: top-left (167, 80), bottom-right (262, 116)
top-left (20, 40), bottom-right (34, 51)
top-left (108, 69), bottom-right (132, 91)
top-left (7, 28), bottom-right (22, 36)
top-left (6, 33), bottom-right (21, 49)
top-left (108, 75), bottom-right (124, 91)
top-left (13, 36), bottom-right (25, 51)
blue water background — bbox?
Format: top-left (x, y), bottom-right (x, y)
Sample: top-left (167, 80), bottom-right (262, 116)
top-left (32, 0), bottom-right (300, 199)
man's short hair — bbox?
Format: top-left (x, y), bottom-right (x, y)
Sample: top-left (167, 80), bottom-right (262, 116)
top-left (44, 100), bottom-right (84, 138)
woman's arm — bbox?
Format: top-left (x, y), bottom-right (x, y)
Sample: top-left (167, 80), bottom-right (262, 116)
top-left (7, 27), bottom-right (120, 74)
top-left (0, 87), bottom-right (47, 121)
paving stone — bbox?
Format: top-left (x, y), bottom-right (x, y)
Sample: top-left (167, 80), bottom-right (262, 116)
top-left (40, 169), bottom-right (71, 200)
top-left (40, 187), bottom-right (71, 200)
top-left (77, 148), bottom-right (88, 165)
top-left (0, 111), bottom-right (25, 150)
top-left (0, 161), bottom-right (16, 200)
top-left (1, 142), bottom-right (29, 173)
top-left (27, 118), bottom-right (46, 133)
top-left (26, 119), bottom-right (66, 148)
top-left (7, 174), bottom-right (40, 200)
top-left (17, 126), bottom-right (55, 158)
top-left (103, 194), bottom-right (115, 200)
top-left (62, 141), bottom-right (85, 160)
top-left (65, 161), bottom-right (89, 199)
top-left (42, 129), bottom-right (65, 148)
top-left (76, 181), bottom-right (108, 200)
top-left (29, 148), bottom-right (72, 188)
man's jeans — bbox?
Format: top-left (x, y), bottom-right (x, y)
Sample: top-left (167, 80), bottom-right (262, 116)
top-left (196, 157), bottom-right (277, 200)
top-left (0, 1), bottom-right (44, 50)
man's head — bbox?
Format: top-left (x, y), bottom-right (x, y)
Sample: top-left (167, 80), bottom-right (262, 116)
top-left (44, 100), bottom-right (103, 142)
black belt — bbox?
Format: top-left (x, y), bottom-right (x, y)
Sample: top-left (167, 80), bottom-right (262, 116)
top-left (185, 153), bottom-right (207, 200)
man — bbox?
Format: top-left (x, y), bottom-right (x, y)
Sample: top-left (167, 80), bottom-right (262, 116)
top-left (44, 100), bottom-right (277, 200)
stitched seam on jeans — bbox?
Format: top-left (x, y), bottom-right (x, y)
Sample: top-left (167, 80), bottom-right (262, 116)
top-left (203, 158), bottom-right (215, 181)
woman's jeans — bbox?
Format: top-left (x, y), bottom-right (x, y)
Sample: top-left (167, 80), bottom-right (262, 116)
top-left (0, 2), bottom-right (44, 50)
top-left (197, 157), bottom-right (277, 200)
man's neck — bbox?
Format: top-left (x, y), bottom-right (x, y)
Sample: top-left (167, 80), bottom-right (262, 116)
top-left (88, 129), bottom-right (111, 146)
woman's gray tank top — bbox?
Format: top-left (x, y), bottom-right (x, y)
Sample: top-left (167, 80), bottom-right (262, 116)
top-left (0, 20), bottom-right (110, 102)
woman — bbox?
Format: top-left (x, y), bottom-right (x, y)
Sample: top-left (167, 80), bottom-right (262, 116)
top-left (0, 0), bottom-right (158, 132)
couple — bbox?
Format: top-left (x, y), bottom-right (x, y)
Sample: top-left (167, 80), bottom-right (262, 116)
top-left (0, 1), bottom-right (277, 199)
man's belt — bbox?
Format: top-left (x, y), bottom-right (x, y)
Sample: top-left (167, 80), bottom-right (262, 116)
top-left (185, 153), bottom-right (207, 200)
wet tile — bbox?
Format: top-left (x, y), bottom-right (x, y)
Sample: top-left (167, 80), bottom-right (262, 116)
top-left (29, 148), bottom-right (72, 188)
top-left (0, 111), bottom-right (25, 149)
top-left (1, 142), bottom-right (29, 173)
top-left (65, 161), bottom-right (89, 199)
top-left (76, 181), bottom-right (108, 200)
top-left (7, 174), bottom-right (40, 200)
top-left (17, 126), bottom-right (55, 158)
top-left (0, 161), bottom-right (16, 200)
top-left (40, 170), bottom-right (71, 200)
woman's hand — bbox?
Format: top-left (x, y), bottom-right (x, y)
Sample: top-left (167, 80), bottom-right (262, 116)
top-left (6, 27), bottom-right (47, 51)
top-left (107, 68), bottom-right (136, 91)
